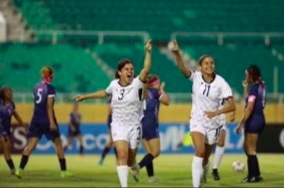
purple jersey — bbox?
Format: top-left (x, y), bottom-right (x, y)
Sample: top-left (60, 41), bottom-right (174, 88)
top-left (69, 113), bottom-right (81, 129)
top-left (5, 101), bottom-right (15, 127)
top-left (31, 82), bottom-right (56, 123)
top-left (246, 83), bottom-right (266, 121)
top-left (143, 88), bottom-right (161, 124)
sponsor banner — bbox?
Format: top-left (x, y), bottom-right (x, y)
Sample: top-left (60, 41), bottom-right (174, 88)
top-left (257, 125), bottom-right (284, 153)
top-left (5, 123), bottom-right (245, 154)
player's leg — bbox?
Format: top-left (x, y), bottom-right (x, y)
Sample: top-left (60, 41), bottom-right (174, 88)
top-left (142, 139), bottom-right (154, 179)
top-left (1, 136), bottom-right (15, 174)
top-left (212, 128), bottom-right (226, 181)
top-left (145, 138), bottom-right (160, 183)
top-left (76, 134), bottom-right (84, 155)
top-left (63, 136), bottom-right (72, 151)
top-left (16, 137), bottom-right (39, 178)
top-left (201, 143), bottom-right (214, 184)
top-left (190, 130), bottom-right (205, 188)
top-left (242, 133), bottom-right (262, 183)
top-left (99, 129), bottom-right (113, 165)
top-left (114, 140), bottom-right (129, 187)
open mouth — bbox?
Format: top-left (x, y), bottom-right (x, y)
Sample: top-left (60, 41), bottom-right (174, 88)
top-left (127, 74), bottom-right (133, 78)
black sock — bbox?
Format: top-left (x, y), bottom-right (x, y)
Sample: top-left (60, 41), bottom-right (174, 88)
top-left (247, 155), bottom-right (256, 178)
top-left (59, 158), bottom-right (66, 171)
top-left (212, 168), bottom-right (218, 173)
top-left (19, 155), bottom-right (29, 170)
top-left (114, 147), bottom-right (118, 159)
top-left (101, 147), bottom-right (111, 159)
top-left (79, 145), bottom-right (84, 155)
top-left (138, 153), bottom-right (154, 169)
top-left (6, 159), bottom-right (15, 170)
top-left (146, 161), bottom-right (154, 177)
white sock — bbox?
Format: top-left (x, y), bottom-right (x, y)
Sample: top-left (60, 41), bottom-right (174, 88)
top-left (192, 156), bottom-right (203, 188)
top-left (116, 166), bottom-right (128, 188)
top-left (213, 146), bottom-right (225, 169)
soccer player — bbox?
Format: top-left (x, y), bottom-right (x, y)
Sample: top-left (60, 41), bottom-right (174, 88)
top-left (0, 87), bottom-right (24, 174)
top-left (63, 103), bottom-right (84, 156)
top-left (236, 65), bottom-right (265, 183)
top-left (15, 66), bottom-right (72, 178)
top-left (212, 104), bottom-right (235, 181)
top-left (171, 40), bottom-right (236, 188)
top-left (131, 74), bottom-right (169, 183)
top-left (74, 39), bottom-right (152, 187)
top-left (98, 96), bottom-right (118, 165)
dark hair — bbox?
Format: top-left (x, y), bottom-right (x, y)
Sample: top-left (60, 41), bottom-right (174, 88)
top-left (0, 86), bottom-right (11, 101)
top-left (198, 54), bottom-right (214, 65)
top-left (246, 64), bottom-right (265, 88)
top-left (41, 66), bottom-right (53, 78)
top-left (115, 58), bottom-right (133, 79)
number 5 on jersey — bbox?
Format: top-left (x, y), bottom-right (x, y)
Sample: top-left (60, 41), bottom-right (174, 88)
top-left (36, 88), bottom-right (43, 104)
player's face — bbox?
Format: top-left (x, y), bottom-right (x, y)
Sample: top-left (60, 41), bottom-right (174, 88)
top-left (119, 63), bottom-right (134, 84)
top-left (200, 57), bottom-right (215, 75)
top-left (4, 89), bottom-right (12, 101)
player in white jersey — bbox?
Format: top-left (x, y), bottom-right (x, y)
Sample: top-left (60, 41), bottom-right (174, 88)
top-left (171, 40), bottom-right (236, 188)
top-left (74, 40), bottom-right (152, 188)
top-left (212, 100), bottom-right (235, 181)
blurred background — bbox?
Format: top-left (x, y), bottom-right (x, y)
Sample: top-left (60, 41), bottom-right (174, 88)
top-left (0, 0), bottom-right (284, 155)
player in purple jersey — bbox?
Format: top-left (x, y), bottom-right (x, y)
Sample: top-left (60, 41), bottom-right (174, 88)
top-left (15, 66), bottom-right (72, 179)
top-left (131, 74), bottom-right (169, 183)
top-left (98, 96), bottom-right (118, 165)
top-left (236, 65), bottom-right (266, 183)
top-left (0, 87), bottom-right (24, 175)
top-left (63, 103), bottom-right (84, 156)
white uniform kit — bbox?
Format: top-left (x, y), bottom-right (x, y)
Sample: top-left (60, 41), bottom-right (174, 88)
top-left (105, 77), bottom-right (144, 149)
top-left (189, 71), bottom-right (232, 145)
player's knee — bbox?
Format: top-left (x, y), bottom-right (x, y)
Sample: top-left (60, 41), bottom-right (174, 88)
top-left (195, 149), bottom-right (205, 157)
top-left (151, 150), bottom-right (160, 158)
top-left (117, 150), bottom-right (128, 161)
top-left (217, 140), bottom-right (225, 147)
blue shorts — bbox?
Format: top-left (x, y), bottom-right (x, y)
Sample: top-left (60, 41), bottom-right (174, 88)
top-left (67, 129), bottom-right (81, 137)
top-left (28, 120), bottom-right (60, 140)
top-left (107, 114), bottom-right (112, 129)
top-left (142, 118), bottom-right (159, 141)
top-left (245, 118), bottom-right (265, 134)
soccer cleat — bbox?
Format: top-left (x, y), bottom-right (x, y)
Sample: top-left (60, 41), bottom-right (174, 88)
top-left (130, 164), bottom-right (140, 182)
top-left (241, 176), bottom-right (263, 183)
top-left (60, 171), bottom-right (74, 178)
top-left (15, 169), bottom-right (23, 179)
top-left (148, 177), bottom-right (160, 183)
top-left (212, 169), bottom-right (220, 181)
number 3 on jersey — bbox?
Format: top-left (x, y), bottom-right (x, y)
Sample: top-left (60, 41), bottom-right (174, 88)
top-left (36, 88), bottom-right (43, 104)
top-left (118, 89), bottom-right (125, 100)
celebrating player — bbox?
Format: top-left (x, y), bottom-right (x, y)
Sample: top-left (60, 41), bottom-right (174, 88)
top-left (0, 87), bottom-right (24, 175)
top-left (212, 104), bottom-right (235, 180)
top-left (73, 39), bottom-right (152, 187)
top-left (98, 96), bottom-right (117, 165)
top-left (236, 65), bottom-right (265, 183)
top-left (171, 40), bottom-right (236, 188)
top-left (131, 74), bottom-right (169, 183)
top-left (63, 103), bottom-right (84, 156)
top-left (16, 66), bottom-right (72, 178)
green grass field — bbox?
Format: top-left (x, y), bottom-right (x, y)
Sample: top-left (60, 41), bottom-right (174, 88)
top-left (0, 154), bottom-right (283, 187)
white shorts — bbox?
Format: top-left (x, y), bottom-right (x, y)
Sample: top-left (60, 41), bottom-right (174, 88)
top-left (111, 124), bottom-right (142, 149)
top-left (190, 123), bottom-right (223, 145)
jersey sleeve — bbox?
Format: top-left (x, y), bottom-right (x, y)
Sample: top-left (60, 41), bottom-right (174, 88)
top-left (105, 81), bottom-right (114, 95)
top-left (47, 85), bottom-right (56, 98)
top-left (220, 79), bottom-right (233, 99)
top-left (153, 89), bottom-right (162, 100)
top-left (134, 77), bottom-right (145, 88)
top-left (188, 70), bottom-right (199, 82)
top-left (248, 85), bottom-right (258, 102)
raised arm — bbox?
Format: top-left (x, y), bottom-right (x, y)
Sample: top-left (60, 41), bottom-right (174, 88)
top-left (139, 39), bottom-right (152, 82)
top-left (159, 82), bottom-right (169, 106)
top-left (171, 40), bottom-right (191, 78)
top-left (73, 90), bottom-right (108, 102)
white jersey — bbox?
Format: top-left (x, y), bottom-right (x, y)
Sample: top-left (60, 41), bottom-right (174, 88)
top-left (189, 71), bottom-right (232, 129)
top-left (217, 99), bottom-right (226, 126)
top-left (105, 77), bottom-right (144, 127)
